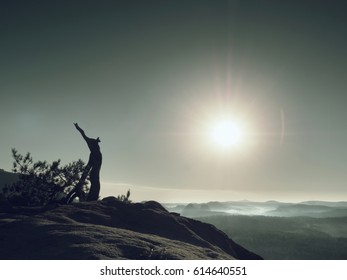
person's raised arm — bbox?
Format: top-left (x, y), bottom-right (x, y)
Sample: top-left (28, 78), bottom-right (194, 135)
top-left (74, 123), bottom-right (88, 142)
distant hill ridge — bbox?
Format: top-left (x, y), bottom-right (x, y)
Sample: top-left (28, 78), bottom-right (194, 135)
top-left (0, 197), bottom-right (262, 260)
top-left (266, 203), bottom-right (347, 218)
top-left (0, 169), bottom-right (18, 189)
top-left (164, 200), bottom-right (347, 218)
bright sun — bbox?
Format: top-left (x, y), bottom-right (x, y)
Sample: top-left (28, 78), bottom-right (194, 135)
top-left (210, 118), bottom-right (246, 150)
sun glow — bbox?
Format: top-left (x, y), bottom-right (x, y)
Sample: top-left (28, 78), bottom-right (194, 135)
top-left (210, 118), bottom-right (247, 150)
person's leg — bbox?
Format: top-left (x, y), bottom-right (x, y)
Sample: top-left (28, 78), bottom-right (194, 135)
top-left (87, 167), bottom-right (100, 201)
top-left (64, 164), bottom-right (91, 204)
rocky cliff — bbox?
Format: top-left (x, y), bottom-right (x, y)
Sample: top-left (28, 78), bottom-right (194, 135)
top-left (0, 197), bottom-right (262, 260)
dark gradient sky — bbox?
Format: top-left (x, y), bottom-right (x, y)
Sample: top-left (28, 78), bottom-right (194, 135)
top-left (1, 0), bottom-right (347, 202)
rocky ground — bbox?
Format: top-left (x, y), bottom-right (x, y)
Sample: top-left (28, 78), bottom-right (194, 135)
top-left (0, 197), bottom-right (262, 260)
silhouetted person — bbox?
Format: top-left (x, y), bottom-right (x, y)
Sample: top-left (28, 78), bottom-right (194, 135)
top-left (73, 123), bottom-right (102, 201)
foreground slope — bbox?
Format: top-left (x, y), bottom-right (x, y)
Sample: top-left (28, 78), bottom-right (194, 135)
top-left (0, 197), bottom-right (262, 260)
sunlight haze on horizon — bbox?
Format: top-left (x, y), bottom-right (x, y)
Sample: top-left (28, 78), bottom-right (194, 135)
top-left (1, 0), bottom-right (347, 203)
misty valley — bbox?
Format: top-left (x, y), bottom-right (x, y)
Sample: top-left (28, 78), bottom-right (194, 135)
top-left (164, 201), bottom-right (347, 260)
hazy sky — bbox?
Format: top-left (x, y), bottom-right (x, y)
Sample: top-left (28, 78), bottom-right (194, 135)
top-left (1, 0), bottom-right (347, 202)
